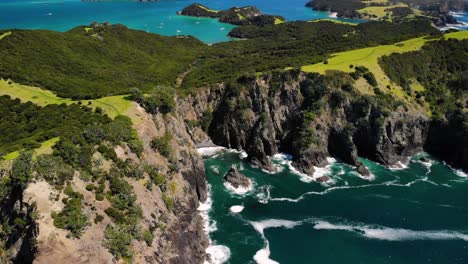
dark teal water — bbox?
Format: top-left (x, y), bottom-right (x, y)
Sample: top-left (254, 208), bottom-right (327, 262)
top-left (200, 150), bottom-right (468, 264)
top-left (0, 0), bottom-right (363, 44)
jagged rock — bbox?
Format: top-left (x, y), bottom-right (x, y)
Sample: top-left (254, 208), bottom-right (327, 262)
top-left (356, 163), bottom-right (371, 177)
top-left (316, 176), bottom-right (331, 183)
top-left (223, 166), bottom-right (251, 189)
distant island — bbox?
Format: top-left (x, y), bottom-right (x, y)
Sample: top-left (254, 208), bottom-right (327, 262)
top-left (305, 0), bottom-right (465, 26)
top-left (177, 3), bottom-right (285, 26)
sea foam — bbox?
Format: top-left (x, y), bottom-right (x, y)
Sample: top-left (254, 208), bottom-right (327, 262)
top-left (250, 219), bottom-right (301, 264)
top-left (312, 220), bottom-right (468, 242)
top-left (229, 205), bottom-right (244, 213)
top-left (198, 184), bottom-right (231, 264)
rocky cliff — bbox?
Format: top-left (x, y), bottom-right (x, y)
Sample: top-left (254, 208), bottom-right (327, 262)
top-left (179, 70), bottom-right (465, 178)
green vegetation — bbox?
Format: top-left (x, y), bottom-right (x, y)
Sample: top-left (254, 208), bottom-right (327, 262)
top-left (151, 133), bottom-right (173, 158)
top-left (180, 4), bottom-right (284, 26)
top-left (0, 24), bottom-right (205, 99)
top-left (52, 183), bottom-right (88, 238)
top-left (380, 38), bottom-right (468, 117)
top-left (301, 31), bottom-right (468, 94)
top-left (129, 87), bottom-right (175, 115)
top-left (184, 19), bottom-right (437, 88)
top-left (0, 79), bottom-right (136, 120)
top-left (0, 31), bottom-right (11, 40)
top-left (0, 152), bottom-right (37, 258)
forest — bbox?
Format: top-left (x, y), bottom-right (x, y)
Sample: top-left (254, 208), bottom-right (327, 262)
top-left (0, 24), bottom-right (204, 99)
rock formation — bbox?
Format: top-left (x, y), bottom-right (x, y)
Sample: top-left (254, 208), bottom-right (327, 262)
top-left (223, 166), bottom-right (251, 189)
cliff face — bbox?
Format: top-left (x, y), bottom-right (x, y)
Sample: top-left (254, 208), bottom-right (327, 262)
top-left (8, 70), bottom-right (464, 264)
top-left (179, 71), bottom-right (464, 177)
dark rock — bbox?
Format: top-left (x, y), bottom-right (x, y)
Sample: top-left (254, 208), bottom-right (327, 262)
top-left (356, 163), bottom-right (371, 177)
top-left (419, 157), bottom-right (430, 163)
top-left (223, 166), bottom-right (251, 189)
top-left (316, 175), bottom-right (331, 183)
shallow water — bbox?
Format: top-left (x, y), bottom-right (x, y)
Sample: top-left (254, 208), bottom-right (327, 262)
top-left (0, 0), bottom-right (362, 44)
top-left (202, 151), bottom-right (468, 264)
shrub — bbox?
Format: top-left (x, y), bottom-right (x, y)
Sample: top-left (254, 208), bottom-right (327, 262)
top-left (150, 133), bottom-right (172, 158)
top-left (142, 230), bottom-right (154, 246)
top-left (104, 225), bottom-right (133, 260)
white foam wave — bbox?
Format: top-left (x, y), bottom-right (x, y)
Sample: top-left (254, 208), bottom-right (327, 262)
top-left (230, 205), bottom-right (244, 213)
top-left (205, 245), bottom-right (231, 264)
top-left (312, 220), bottom-right (468, 242)
top-left (329, 12), bottom-right (338, 18)
top-left (210, 165), bottom-right (220, 175)
top-left (224, 180), bottom-right (254, 196)
top-left (389, 160), bottom-right (409, 171)
top-left (273, 153), bottom-right (337, 183)
top-left (453, 169), bottom-right (468, 178)
top-left (198, 184), bottom-right (231, 264)
top-left (198, 146), bottom-right (227, 157)
top-left (250, 219), bottom-right (301, 264)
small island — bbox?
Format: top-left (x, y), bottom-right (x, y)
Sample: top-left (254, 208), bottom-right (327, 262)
top-left (177, 3), bottom-right (285, 26)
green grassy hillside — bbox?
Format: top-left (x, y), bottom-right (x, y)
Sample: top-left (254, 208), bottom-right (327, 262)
top-left (0, 24), bottom-right (205, 99)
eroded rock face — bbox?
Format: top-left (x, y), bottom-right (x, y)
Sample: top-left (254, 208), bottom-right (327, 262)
top-left (180, 71), bottom-right (466, 178)
top-left (223, 166), bottom-right (251, 189)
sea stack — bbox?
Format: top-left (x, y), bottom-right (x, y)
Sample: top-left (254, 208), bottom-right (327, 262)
top-left (224, 165), bottom-right (251, 189)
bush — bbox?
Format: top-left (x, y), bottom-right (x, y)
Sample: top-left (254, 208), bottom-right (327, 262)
top-left (52, 183), bottom-right (88, 238)
top-left (104, 225), bottom-right (133, 260)
top-left (142, 230), bottom-right (154, 246)
top-left (162, 193), bottom-right (174, 210)
top-left (150, 133), bottom-right (172, 158)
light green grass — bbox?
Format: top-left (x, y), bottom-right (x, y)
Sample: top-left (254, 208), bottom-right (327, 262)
top-left (0, 79), bottom-right (136, 121)
top-left (197, 4), bottom-right (219, 13)
top-left (310, 19), bottom-right (357, 26)
top-left (84, 27), bottom-right (93, 33)
top-left (2, 137), bottom-right (60, 161)
top-left (274, 18), bottom-right (284, 25)
top-left (357, 3), bottom-right (408, 21)
top-left (302, 31), bottom-right (468, 91)
top-left (0, 31), bottom-right (12, 40)
top-left (362, 0), bottom-right (388, 3)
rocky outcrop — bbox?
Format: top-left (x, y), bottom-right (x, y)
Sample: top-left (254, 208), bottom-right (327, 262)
top-left (223, 166), bottom-right (251, 189)
top-left (178, 70), bottom-right (466, 178)
top-left (178, 3), bottom-right (285, 26)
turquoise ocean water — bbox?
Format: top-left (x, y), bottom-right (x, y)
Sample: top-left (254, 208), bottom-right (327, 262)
top-left (0, 0), bottom-right (362, 44)
top-left (200, 150), bottom-right (468, 264)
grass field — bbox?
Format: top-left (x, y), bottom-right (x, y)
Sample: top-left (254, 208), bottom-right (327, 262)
top-left (0, 31), bottom-right (12, 40)
top-left (357, 3), bottom-right (408, 21)
top-left (3, 137), bottom-right (60, 161)
top-left (301, 31), bottom-right (468, 94)
top-left (309, 19), bottom-right (357, 26)
top-left (0, 79), bottom-right (139, 121)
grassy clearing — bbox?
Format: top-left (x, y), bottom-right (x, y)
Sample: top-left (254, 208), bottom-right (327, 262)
top-left (0, 31), bottom-right (11, 40)
top-left (84, 27), bottom-right (93, 33)
top-left (0, 79), bottom-right (140, 122)
top-left (362, 0), bottom-right (388, 3)
top-left (357, 3), bottom-right (407, 21)
top-left (197, 4), bottom-right (219, 13)
top-left (3, 137), bottom-right (60, 161)
top-left (274, 18), bottom-right (284, 25)
top-left (301, 31), bottom-right (468, 93)
top-left (309, 19), bottom-right (357, 26)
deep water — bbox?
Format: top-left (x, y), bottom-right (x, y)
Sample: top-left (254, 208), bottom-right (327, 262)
top-left (0, 0), bottom-right (362, 44)
top-left (201, 150), bottom-right (468, 264)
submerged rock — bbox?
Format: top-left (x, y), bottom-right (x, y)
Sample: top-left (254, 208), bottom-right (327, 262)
top-left (316, 175), bottom-right (331, 183)
top-left (223, 166), bottom-right (251, 189)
